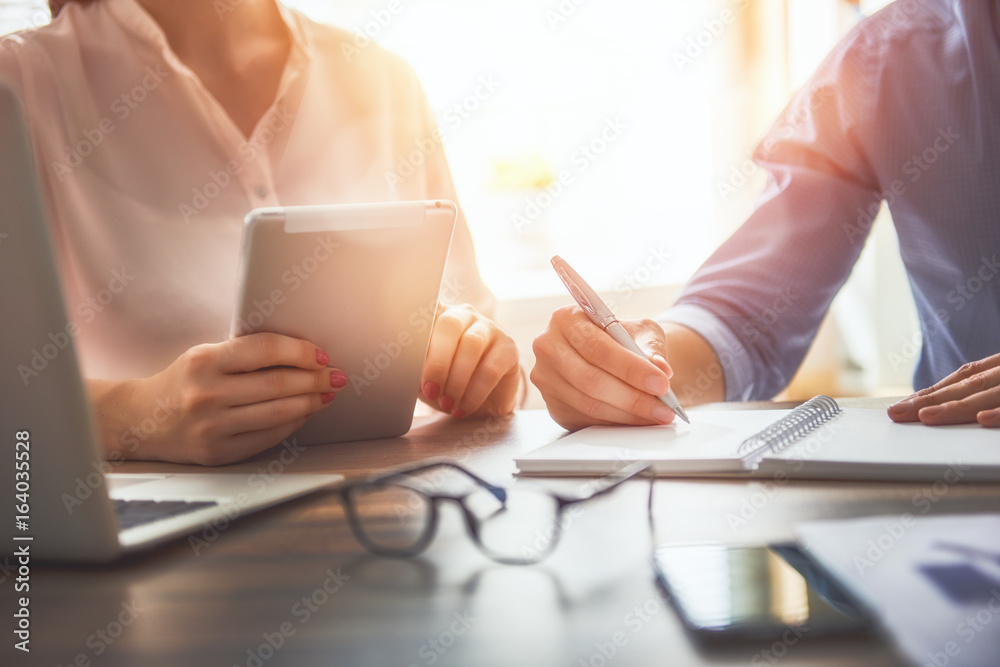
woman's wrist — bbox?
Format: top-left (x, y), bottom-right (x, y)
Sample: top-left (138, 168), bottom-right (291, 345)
top-left (85, 377), bottom-right (151, 462)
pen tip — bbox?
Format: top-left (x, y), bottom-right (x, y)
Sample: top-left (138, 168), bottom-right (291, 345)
top-left (674, 406), bottom-right (690, 424)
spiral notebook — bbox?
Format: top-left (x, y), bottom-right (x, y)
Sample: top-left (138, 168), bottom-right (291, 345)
top-left (516, 396), bottom-right (1000, 481)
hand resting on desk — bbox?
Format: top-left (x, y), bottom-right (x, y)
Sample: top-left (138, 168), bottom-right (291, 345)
top-left (88, 333), bottom-right (346, 466)
top-left (87, 305), bottom-right (522, 466)
top-left (888, 352), bottom-right (1000, 428)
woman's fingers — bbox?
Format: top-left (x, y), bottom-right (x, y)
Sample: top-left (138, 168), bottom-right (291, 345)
top-left (421, 305), bottom-right (478, 410)
top-left (203, 417), bottom-right (309, 467)
top-left (224, 366), bottom-right (348, 406)
top-left (441, 319), bottom-right (493, 412)
top-left (215, 333), bottom-right (330, 374)
top-left (532, 323), bottom-right (675, 426)
top-left (538, 383), bottom-right (664, 430)
top-left (223, 391), bottom-right (334, 435)
top-left (557, 308), bottom-right (671, 395)
top-left (420, 304), bottom-right (522, 417)
top-left (455, 340), bottom-right (520, 417)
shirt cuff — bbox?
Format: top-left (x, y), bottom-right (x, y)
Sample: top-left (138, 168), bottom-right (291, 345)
top-left (658, 303), bottom-right (756, 402)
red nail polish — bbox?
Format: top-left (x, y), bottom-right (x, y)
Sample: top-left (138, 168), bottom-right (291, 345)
top-left (439, 395), bottom-right (454, 412)
top-left (424, 381), bottom-right (440, 400)
top-left (452, 409), bottom-right (466, 420)
top-left (330, 370), bottom-right (348, 388)
top-left (321, 393), bottom-right (335, 404)
top-left (316, 348), bottom-right (329, 366)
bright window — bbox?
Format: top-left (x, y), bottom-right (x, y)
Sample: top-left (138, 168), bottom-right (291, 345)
top-left (289, 0), bottom-right (764, 300)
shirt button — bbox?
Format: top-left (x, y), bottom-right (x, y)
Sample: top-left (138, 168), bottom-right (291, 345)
top-left (255, 186), bottom-right (268, 198)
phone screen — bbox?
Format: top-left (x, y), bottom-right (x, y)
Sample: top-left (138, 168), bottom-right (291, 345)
top-left (653, 543), bottom-right (869, 640)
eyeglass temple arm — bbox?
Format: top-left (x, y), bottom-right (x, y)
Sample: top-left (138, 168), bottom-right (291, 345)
top-left (375, 459), bottom-right (508, 504)
top-left (561, 461), bottom-right (653, 505)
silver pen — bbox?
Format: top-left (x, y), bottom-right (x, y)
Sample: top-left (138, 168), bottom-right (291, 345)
top-left (551, 255), bottom-right (690, 424)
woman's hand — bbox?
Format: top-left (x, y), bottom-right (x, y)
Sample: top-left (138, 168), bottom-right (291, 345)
top-left (888, 352), bottom-right (1000, 427)
top-left (419, 304), bottom-right (521, 419)
top-left (91, 333), bottom-right (347, 465)
top-left (530, 305), bottom-right (676, 431)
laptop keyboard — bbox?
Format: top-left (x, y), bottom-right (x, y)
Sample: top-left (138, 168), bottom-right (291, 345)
top-left (112, 499), bottom-right (219, 531)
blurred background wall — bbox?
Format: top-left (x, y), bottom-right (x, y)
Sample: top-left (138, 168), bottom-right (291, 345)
top-left (2, 0), bottom-right (921, 406)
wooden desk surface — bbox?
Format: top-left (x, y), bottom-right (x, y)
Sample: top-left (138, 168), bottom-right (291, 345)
top-left (9, 399), bottom-right (1000, 667)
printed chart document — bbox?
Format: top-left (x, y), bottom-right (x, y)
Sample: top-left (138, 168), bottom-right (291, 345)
top-left (797, 514), bottom-right (1000, 667)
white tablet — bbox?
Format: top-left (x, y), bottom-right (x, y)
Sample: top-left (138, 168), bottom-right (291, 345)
top-left (231, 201), bottom-right (457, 445)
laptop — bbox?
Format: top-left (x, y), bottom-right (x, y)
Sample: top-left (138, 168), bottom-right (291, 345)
top-left (0, 80), bottom-right (342, 562)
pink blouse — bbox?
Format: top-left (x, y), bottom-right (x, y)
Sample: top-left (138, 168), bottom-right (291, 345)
top-left (0, 0), bottom-right (493, 379)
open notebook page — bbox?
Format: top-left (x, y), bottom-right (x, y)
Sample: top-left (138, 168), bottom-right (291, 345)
top-left (758, 408), bottom-right (1000, 480)
top-left (516, 410), bottom-right (784, 475)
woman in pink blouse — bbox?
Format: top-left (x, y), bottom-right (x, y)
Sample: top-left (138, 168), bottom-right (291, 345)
top-left (1, 0), bottom-right (522, 464)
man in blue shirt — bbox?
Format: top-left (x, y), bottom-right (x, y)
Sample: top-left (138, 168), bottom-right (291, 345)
top-left (531, 0), bottom-right (1000, 430)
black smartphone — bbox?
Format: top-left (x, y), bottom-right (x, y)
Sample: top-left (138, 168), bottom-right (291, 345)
top-left (653, 542), bottom-right (870, 641)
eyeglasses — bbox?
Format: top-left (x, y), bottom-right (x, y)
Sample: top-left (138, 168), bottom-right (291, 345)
top-left (335, 459), bottom-right (652, 566)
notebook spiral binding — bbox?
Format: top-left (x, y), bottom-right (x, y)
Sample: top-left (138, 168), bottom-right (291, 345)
top-left (737, 395), bottom-right (842, 465)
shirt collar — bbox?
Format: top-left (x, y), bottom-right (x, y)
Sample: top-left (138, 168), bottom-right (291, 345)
top-left (104, 0), bottom-right (314, 65)
top-left (276, 2), bottom-right (315, 60)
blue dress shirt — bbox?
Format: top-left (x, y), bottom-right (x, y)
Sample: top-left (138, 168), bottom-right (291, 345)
top-left (663, 0), bottom-right (1000, 401)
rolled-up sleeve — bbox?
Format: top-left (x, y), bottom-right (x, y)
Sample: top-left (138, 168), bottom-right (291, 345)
top-left (660, 26), bottom-right (884, 401)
